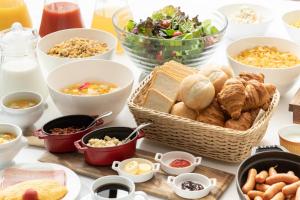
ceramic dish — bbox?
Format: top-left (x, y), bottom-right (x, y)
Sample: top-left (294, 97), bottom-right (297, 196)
top-left (112, 158), bottom-right (160, 183)
top-left (278, 124), bottom-right (300, 155)
top-left (0, 162), bottom-right (81, 200)
top-left (236, 146), bottom-right (300, 200)
top-left (167, 173), bottom-right (217, 199)
top-left (218, 3), bottom-right (273, 39)
top-left (227, 36), bottom-right (300, 94)
top-left (37, 28), bottom-right (117, 74)
top-left (34, 114), bottom-right (107, 153)
top-left (0, 123), bottom-right (27, 169)
top-left (155, 151), bottom-right (202, 175)
top-left (0, 91), bottom-right (46, 129)
top-left (46, 59), bottom-right (134, 123)
top-left (282, 10), bottom-right (300, 44)
top-left (74, 127), bottom-right (145, 166)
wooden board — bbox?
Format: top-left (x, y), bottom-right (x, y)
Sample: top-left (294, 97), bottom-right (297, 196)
top-left (39, 150), bottom-right (234, 200)
top-left (289, 89), bottom-right (300, 124)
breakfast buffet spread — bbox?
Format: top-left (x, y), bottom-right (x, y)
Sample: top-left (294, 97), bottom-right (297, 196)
top-left (0, 1), bottom-right (300, 200)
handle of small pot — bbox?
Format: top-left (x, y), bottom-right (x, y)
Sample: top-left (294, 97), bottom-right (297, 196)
top-left (210, 178), bottom-right (217, 189)
top-left (154, 153), bottom-right (163, 162)
top-left (74, 140), bottom-right (87, 154)
top-left (194, 157), bottom-right (202, 166)
top-left (112, 161), bottom-right (120, 172)
top-left (32, 129), bottom-right (48, 139)
top-left (134, 191), bottom-right (148, 200)
top-left (251, 145), bottom-right (288, 155)
top-left (167, 176), bottom-right (175, 187)
top-left (153, 163), bottom-right (160, 172)
top-left (137, 130), bottom-right (145, 139)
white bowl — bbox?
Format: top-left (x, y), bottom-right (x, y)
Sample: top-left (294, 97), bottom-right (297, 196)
top-left (0, 91), bottom-right (46, 129)
top-left (112, 158), bottom-right (160, 183)
top-left (0, 123), bottom-right (27, 169)
top-left (278, 124), bottom-right (300, 155)
top-left (46, 59), bottom-right (134, 123)
top-left (154, 151), bottom-right (202, 175)
top-left (218, 4), bottom-right (273, 39)
top-left (167, 173), bottom-right (217, 199)
top-left (227, 37), bottom-right (300, 94)
top-left (37, 28), bottom-right (117, 74)
top-left (282, 10), bottom-right (300, 44)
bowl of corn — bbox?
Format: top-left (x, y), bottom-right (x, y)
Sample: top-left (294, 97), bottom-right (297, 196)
top-left (227, 37), bottom-right (300, 94)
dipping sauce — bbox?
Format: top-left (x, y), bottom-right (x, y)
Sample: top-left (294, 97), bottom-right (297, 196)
top-left (124, 161), bottom-right (152, 175)
top-left (170, 159), bottom-right (191, 168)
top-left (62, 81), bottom-right (117, 96)
top-left (95, 183), bottom-right (130, 198)
top-left (49, 126), bottom-right (85, 135)
top-left (47, 37), bottom-right (109, 58)
top-left (5, 99), bottom-right (38, 109)
top-left (87, 136), bottom-right (124, 148)
top-left (181, 181), bottom-right (204, 191)
top-left (0, 132), bottom-right (16, 144)
top-left (39, 2), bottom-right (84, 37)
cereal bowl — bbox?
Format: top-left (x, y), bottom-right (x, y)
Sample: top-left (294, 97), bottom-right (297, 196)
top-left (227, 37), bottom-right (300, 94)
top-left (282, 10), bottom-right (300, 44)
top-left (46, 59), bottom-right (134, 122)
top-left (218, 4), bottom-right (273, 39)
top-left (37, 28), bottom-right (117, 74)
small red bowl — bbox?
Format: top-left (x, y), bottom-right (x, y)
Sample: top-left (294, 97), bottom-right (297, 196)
top-left (34, 115), bottom-right (104, 153)
top-left (74, 127), bottom-right (145, 166)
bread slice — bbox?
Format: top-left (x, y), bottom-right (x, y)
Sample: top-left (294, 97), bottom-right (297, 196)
top-left (143, 89), bottom-right (174, 113)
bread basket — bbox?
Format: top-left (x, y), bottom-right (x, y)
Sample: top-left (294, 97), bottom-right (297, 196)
top-left (128, 73), bottom-right (280, 163)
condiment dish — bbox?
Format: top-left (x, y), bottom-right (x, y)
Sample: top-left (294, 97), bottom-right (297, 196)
top-left (0, 91), bottom-right (46, 129)
top-left (155, 151), bottom-right (202, 175)
top-left (278, 124), bottom-right (300, 155)
top-left (46, 59), bottom-right (134, 122)
top-left (37, 28), bottom-right (117, 74)
top-left (167, 173), bottom-right (217, 199)
top-left (227, 36), bottom-right (300, 94)
top-left (0, 123), bottom-right (27, 169)
top-left (282, 10), bottom-right (300, 44)
top-left (218, 3), bottom-right (273, 39)
top-left (112, 158), bottom-right (160, 183)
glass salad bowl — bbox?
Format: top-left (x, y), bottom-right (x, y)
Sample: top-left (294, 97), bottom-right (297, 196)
top-left (113, 6), bottom-right (228, 73)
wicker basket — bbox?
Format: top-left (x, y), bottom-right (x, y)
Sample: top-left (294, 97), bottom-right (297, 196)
top-left (128, 73), bottom-right (280, 163)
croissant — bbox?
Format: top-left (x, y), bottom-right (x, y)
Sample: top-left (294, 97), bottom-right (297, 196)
top-left (225, 110), bottom-right (258, 131)
top-left (239, 72), bottom-right (265, 83)
top-left (217, 78), bottom-right (246, 119)
top-left (197, 99), bottom-right (225, 127)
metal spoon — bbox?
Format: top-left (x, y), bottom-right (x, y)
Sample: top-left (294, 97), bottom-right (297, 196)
top-left (124, 123), bottom-right (152, 143)
top-left (86, 111), bottom-right (112, 129)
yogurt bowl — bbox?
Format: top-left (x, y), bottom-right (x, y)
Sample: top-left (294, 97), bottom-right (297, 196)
top-left (282, 10), bottom-right (300, 44)
top-left (0, 123), bottom-right (27, 169)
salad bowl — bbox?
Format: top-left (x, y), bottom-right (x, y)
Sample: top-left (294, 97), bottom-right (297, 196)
top-left (113, 6), bottom-right (227, 73)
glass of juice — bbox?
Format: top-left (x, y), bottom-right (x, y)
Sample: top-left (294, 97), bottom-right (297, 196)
top-left (39, 0), bottom-right (84, 37)
top-left (0, 0), bottom-right (32, 31)
top-left (91, 0), bottom-right (131, 54)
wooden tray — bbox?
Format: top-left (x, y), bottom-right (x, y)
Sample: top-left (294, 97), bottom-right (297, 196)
top-left (39, 150), bottom-right (234, 200)
top-left (289, 89), bottom-right (300, 124)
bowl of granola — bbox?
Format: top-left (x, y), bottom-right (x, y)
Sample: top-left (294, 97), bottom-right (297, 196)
top-left (227, 36), bottom-right (300, 94)
top-left (37, 28), bottom-right (117, 74)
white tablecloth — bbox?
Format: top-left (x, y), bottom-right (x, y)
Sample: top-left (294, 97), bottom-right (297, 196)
top-left (15, 0), bottom-right (300, 199)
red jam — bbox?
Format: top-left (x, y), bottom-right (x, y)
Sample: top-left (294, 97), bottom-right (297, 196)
top-left (169, 159), bottom-right (191, 168)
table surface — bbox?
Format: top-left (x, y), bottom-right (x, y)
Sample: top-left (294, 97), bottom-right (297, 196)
top-left (14, 0), bottom-right (300, 199)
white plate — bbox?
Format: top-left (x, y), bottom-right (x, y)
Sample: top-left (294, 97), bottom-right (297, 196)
top-left (0, 162), bottom-right (81, 200)
top-left (81, 194), bottom-right (91, 200)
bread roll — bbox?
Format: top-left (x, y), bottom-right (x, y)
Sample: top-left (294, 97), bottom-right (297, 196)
top-left (170, 102), bottom-right (197, 120)
top-left (179, 74), bottom-right (215, 110)
top-left (201, 68), bottom-right (229, 94)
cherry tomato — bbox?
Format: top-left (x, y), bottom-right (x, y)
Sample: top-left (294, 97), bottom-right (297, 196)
top-left (173, 31), bottom-right (182, 37)
top-left (22, 189), bottom-right (38, 200)
top-left (160, 20), bottom-right (171, 28)
top-left (78, 82), bottom-right (90, 90)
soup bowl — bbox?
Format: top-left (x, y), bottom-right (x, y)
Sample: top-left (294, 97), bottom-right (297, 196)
top-left (46, 59), bottom-right (134, 123)
top-left (37, 28), bottom-right (117, 74)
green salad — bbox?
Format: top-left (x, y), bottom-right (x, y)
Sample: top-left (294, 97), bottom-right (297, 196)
top-left (123, 5), bottom-right (221, 66)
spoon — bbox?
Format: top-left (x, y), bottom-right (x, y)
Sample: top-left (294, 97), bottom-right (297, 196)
top-left (86, 111), bottom-right (113, 129)
top-left (124, 123), bottom-right (152, 143)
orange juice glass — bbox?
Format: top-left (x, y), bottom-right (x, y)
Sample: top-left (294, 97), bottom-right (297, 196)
top-left (91, 0), bottom-right (130, 54)
top-left (0, 0), bottom-right (32, 31)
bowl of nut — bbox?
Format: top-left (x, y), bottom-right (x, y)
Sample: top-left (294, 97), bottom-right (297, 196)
top-left (37, 28), bottom-right (117, 74)
top-left (227, 37), bottom-right (300, 94)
